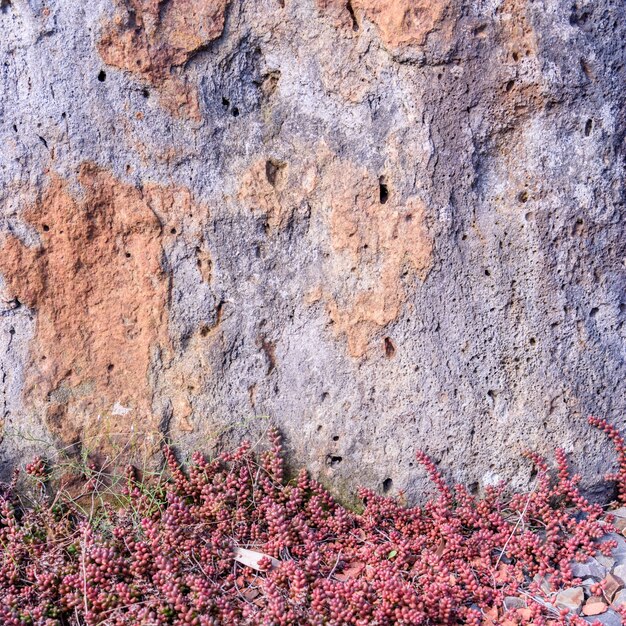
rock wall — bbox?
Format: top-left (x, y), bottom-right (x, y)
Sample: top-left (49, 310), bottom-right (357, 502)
top-left (0, 0), bottom-right (624, 501)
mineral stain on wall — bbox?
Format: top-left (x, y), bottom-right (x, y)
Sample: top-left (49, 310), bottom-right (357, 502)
top-left (98, 0), bottom-right (231, 118)
top-left (0, 164), bottom-right (207, 453)
top-left (322, 161), bottom-right (433, 358)
top-left (237, 149), bottom-right (433, 358)
top-left (318, 0), bottom-right (453, 49)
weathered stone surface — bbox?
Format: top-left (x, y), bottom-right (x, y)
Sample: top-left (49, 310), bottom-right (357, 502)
top-left (503, 595), bottom-right (526, 611)
top-left (598, 554), bottom-right (617, 571)
top-left (583, 596), bottom-right (609, 617)
top-left (572, 558), bottom-right (607, 581)
top-left (98, 0), bottom-right (230, 118)
top-left (584, 609), bottom-right (623, 626)
top-left (611, 588), bottom-right (626, 610)
top-left (0, 0), bottom-right (625, 500)
top-left (555, 586), bottom-right (584, 614)
top-left (602, 573), bottom-right (624, 604)
top-left (613, 564), bottom-right (626, 583)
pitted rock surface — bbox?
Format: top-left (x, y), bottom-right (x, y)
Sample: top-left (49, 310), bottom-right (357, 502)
top-left (0, 0), bottom-right (625, 501)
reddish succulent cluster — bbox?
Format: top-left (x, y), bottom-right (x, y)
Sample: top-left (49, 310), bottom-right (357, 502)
top-left (589, 416), bottom-right (626, 504)
top-left (0, 417), bottom-right (623, 625)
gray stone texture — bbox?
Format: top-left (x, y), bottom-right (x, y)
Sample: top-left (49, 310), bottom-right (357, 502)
top-left (0, 0), bottom-right (624, 502)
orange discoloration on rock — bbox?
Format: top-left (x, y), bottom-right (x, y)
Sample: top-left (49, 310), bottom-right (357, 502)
top-left (487, 0), bottom-right (545, 211)
top-left (236, 157), bottom-right (316, 231)
top-left (0, 165), bottom-right (208, 449)
top-left (237, 159), bottom-right (288, 230)
top-left (236, 148), bottom-right (432, 358)
top-left (494, 0), bottom-right (542, 101)
top-left (495, 0), bottom-right (542, 106)
top-left (357, 0), bottom-right (450, 48)
top-left (316, 0), bottom-right (355, 32)
top-left (157, 78), bottom-right (203, 121)
top-left (498, 0), bottom-right (538, 59)
top-left (98, 0), bottom-right (230, 118)
top-left (319, 0), bottom-right (451, 49)
top-left (314, 158), bottom-right (432, 358)
top-left (144, 182), bottom-right (213, 284)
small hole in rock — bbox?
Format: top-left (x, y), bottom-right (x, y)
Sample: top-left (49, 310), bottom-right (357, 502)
top-left (517, 190), bottom-right (529, 203)
top-left (42, 224), bottom-right (50, 232)
top-left (332, 435), bottom-right (339, 442)
top-left (9, 327), bottom-right (15, 335)
top-left (107, 364), bottom-right (114, 372)
top-left (382, 478), bottom-right (393, 493)
top-left (327, 455), bottom-right (342, 468)
top-left (221, 96), bottom-right (230, 108)
top-left (231, 107), bottom-right (240, 117)
top-left (512, 51), bottom-right (519, 62)
top-left (384, 337), bottom-right (396, 358)
top-left (317, 425), bottom-right (323, 432)
top-left (142, 88), bottom-right (150, 98)
top-left (170, 227), bottom-right (177, 234)
top-left (590, 307), bottom-right (599, 317)
top-left (98, 70), bottom-right (106, 82)
top-left (379, 177), bottom-right (389, 204)
top-left (584, 119), bottom-right (593, 136)
top-left (265, 160), bottom-right (280, 186)
top-left (484, 269), bottom-right (491, 276)
top-left (125, 252), bottom-right (131, 258)
top-left (529, 337), bottom-right (536, 345)
top-left (505, 80), bottom-right (514, 92)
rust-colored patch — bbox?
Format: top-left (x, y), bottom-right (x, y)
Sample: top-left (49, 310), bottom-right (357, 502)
top-left (143, 182), bottom-right (213, 283)
top-left (236, 148), bottom-right (433, 358)
top-left (497, 0), bottom-right (538, 59)
top-left (237, 159), bottom-right (288, 230)
top-left (98, 0), bottom-right (230, 119)
top-left (0, 165), bottom-right (207, 451)
top-left (324, 163), bottom-right (432, 357)
top-left (488, 0), bottom-right (545, 204)
top-left (494, 0), bottom-right (542, 115)
top-left (236, 157), bottom-right (317, 230)
top-left (319, 0), bottom-right (451, 48)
